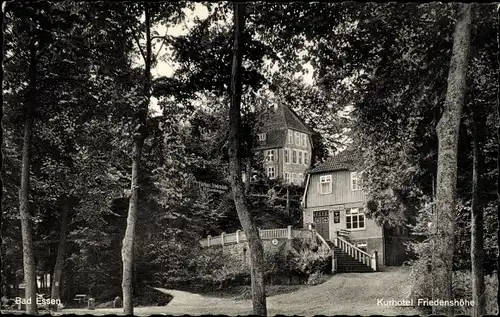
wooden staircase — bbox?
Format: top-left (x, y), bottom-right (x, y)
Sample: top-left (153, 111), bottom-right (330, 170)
top-left (316, 231), bottom-right (378, 273)
top-left (333, 246), bottom-right (375, 273)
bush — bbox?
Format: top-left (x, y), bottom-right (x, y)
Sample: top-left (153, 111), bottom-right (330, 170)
top-left (289, 238), bottom-right (332, 277)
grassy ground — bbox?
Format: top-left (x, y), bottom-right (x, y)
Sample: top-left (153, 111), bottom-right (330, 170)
top-left (6, 267), bottom-right (426, 316)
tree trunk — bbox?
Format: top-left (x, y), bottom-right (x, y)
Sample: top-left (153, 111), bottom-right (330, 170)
top-left (496, 4), bottom-right (500, 314)
top-left (228, 3), bottom-right (267, 315)
top-left (19, 45), bottom-right (38, 315)
top-left (431, 4), bottom-right (472, 316)
top-left (121, 4), bottom-right (151, 315)
top-left (51, 201), bottom-right (69, 302)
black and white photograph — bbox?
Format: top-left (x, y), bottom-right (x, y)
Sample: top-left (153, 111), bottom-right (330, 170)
top-left (1, 2), bottom-right (499, 316)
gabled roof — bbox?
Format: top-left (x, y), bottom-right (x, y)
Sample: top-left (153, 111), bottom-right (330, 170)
top-left (308, 149), bottom-right (362, 174)
top-left (255, 103), bottom-right (314, 150)
top-left (257, 104), bottom-right (314, 135)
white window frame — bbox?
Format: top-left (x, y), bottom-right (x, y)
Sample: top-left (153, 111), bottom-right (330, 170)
top-left (284, 148), bottom-right (290, 164)
top-left (284, 172), bottom-right (290, 183)
top-left (292, 150), bottom-right (297, 164)
top-left (266, 150), bottom-right (275, 162)
top-left (319, 174), bottom-right (332, 194)
top-left (351, 172), bottom-right (361, 191)
top-left (291, 173), bottom-right (297, 184)
top-left (267, 166), bottom-right (276, 179)
top-left (295, 132), bottom-right (300, 145)
top-left (298, 151), bottom-right (303, 165)
top-left (304, 152), bottom-right (309, 165)
top-left (288, 130), bottom-right (293, 144)
top-left (258, 133), bottom-right (266, 141)
top-left (298, 173), bottom-right (304, 184)
top-left (345, 208), bottom-right (365, 230)
top-left (301, 134), bottom-right (306, 146)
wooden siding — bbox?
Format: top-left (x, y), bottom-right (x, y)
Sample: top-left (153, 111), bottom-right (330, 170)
top-left (306, 170), bottom-right (365, 207)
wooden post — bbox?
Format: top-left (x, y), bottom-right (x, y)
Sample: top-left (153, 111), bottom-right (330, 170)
top-left (371, 251), bottom-right (378, 271)
top-left (221, 232), bottom-right (225, 246)
top-left (332, 253), bottom-right (337, 274)
top-left (236, 230), bottom-right (240, 243)
top-left (287, 225), bottom-right (292, 240)
top-left (207, 235), bottom-right (211, 247)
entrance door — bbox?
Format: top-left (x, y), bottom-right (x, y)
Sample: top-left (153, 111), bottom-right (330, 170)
top-left (313, 210), bottom-right (330, 240)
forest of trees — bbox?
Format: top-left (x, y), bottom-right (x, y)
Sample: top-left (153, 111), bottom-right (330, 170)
top-left (2, 2), bottom-right (499, 317)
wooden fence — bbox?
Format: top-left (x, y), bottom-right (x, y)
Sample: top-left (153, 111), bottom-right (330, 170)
top-left (199, 226), bottom-right (315, 247)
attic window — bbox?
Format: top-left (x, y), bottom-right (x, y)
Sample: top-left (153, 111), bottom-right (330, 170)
top-left (295, 132), bottom-right (301, 145)
top-left (258, 133), bottom-right (266, 141)
top-left (351, 172), bottom-right (362, 191)
top-left (319, 175), bottom-right (332, 194)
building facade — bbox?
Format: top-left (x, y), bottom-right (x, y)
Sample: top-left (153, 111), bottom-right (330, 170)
top-left (302, 150), bottom-right (410, 266)
top-left (254, 104), bottom-right (314, 186)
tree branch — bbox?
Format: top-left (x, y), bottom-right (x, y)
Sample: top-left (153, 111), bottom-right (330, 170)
top-left (129, 25), bottom-right (147, 62)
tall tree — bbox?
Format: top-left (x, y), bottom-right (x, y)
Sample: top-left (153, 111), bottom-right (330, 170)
top-left (18, 40), bottom-right (38, 316)
top-left (496, 4), bottom-right (500, 313)
top-left (228, 3), bottom-right (267, 315)
top-left (120, 3), bottom-right (152, 313)
top-left (431, 4), bottom-right (472, 316)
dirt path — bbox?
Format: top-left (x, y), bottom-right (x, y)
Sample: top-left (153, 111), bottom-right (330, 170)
top-left (55, 267), bottom-right (425, 316)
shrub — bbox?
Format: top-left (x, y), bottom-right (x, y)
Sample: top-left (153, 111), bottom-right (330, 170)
top-left (290, 243), bottom-right (332, 277)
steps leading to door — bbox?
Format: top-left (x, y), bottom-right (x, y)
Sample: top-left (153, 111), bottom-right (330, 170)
top-left (333, 247), bottom-right (375, 273)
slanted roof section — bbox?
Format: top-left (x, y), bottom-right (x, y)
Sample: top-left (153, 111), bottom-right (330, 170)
top-left (256, 103), bottom-right (314, 135)
top-left (255, 130), bottom-right (286, 150)
top-left (308, 149), bottom-right (362, 174)
top-left (282, 104), bottom-right (313, 134)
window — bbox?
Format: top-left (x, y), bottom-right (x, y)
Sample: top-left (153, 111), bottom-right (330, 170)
top-left (351, 172), bottom-right (362, 190)
top-left (284, 172), bottom-right (290, 183)
top-left (298, 151), bottom-right (303, 164)
top-left (295, 132), bottom-right (300, 145)
top-left (258, 133), bottom-right (266, 141)
top-left (301, 134), bottom-right (306, 146)
top-left (267, 166), bottom-right (276, 179)
top-left (266, 150), bottom-right (275, 162)
top-left (292, 173), bottom-right (297, 184)
top-left (319, 175), bottom-right (332, 194)
top-left (304, 152), bottom-right (309, 165)
top-left (298, 173), bottom-right (304, 184)
top-left (284, 148), bottom-right (289, 164)
top-left (288, 130), bottom-right (293, 144)
top-left (346, 208), bottom-right (365, 230)
top-left (292, 150), bottom-right (297, 164)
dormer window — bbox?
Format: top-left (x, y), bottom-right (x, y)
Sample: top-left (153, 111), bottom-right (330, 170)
top-left (301, 134), bottom-right (306, 146)
top-left (295, 132), bottom-right (300, 145)
top-left (258, 133), bottom-right (266, 141)
top-left (288, 130), bottom-right (293, 144)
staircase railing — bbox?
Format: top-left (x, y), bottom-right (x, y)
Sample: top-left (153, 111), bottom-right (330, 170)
top-left (334, 237), bottom-right (378, 271)
top-left (314, 230), bottom-right (331, 250)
